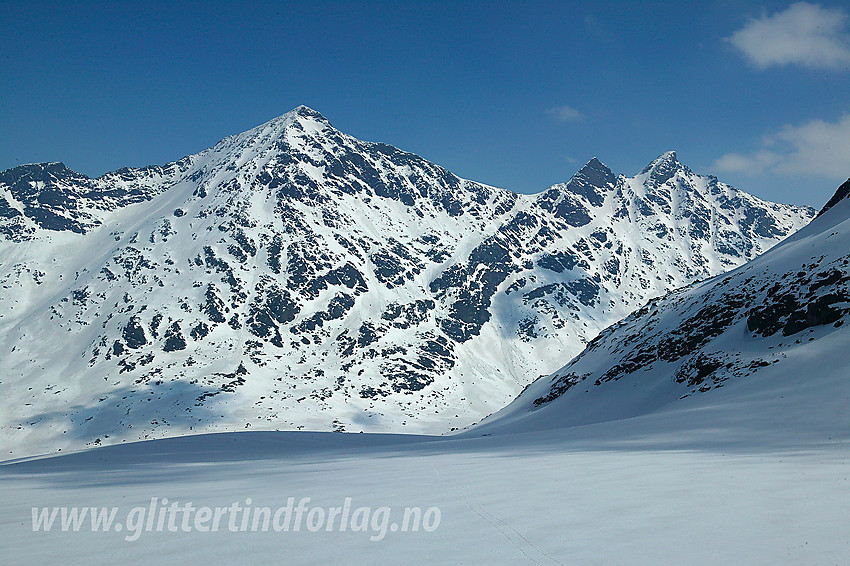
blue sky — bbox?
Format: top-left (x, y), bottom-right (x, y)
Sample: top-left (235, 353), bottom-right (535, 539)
top-left (1, 1), bottom-right (848, 207)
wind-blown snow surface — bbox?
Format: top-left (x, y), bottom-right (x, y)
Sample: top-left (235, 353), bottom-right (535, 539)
top-left (0, 106), bottom-right (813, 457)
top-left (1, 409), bottom-right (848, 564)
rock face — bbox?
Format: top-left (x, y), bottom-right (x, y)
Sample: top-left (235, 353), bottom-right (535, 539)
top-left (480, 178), bottom-right (850, 435)
top-left (818, 177), bottom-right (850, 217)
top-left (0, 106), bottom-right (814, 456)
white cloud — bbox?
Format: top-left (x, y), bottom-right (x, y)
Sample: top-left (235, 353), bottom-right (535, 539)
top-left (727, 2), bottom-right (850, 70)
top-left (713, 150), bottom-right (782, 176)
top-left (772, 114), bottom-right (850, 177)
top-left (547, 105), bottom-right (584, 123)
top-left (713, 113), bottom-right (850, 179)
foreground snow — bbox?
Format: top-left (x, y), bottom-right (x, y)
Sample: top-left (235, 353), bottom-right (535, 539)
top-left (2, 381), bottom-right (849, 566)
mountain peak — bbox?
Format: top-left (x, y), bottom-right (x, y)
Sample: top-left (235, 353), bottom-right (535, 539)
top-left (574, 157), bottom-right (615, 190)
top-left (288, 105), bottom-right (330, 123)
top-left (639, 150), bottom-right (685, 185)
top-left (540, 157), bottom-right (617, 209)
top-left (641, 150), bottom-right (679, 171)
top-left (253, 106), bottom-right (331, 134)
top-left (0, 161), bottom-right (88, 184)
top-left (580, 157), bottom-right (611, 173)
top-left (214, 106), bottom-right (335, 159)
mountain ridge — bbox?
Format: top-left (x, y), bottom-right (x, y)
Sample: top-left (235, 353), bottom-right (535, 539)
top-left (476, 178), bottom-right (850, 437)
top-left (0, 106), bottom-right (815, 457)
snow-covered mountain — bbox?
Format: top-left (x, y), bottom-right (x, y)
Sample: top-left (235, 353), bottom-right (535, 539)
top-left (0, 106), bottom-right (814, 456)
top-left (479, 178), bottom-right (850, 436)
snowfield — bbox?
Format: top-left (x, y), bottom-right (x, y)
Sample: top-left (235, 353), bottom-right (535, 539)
top-left (1, 108), bottom-right (847, 563)
top-left (2, 393), bottom-right (849, 565)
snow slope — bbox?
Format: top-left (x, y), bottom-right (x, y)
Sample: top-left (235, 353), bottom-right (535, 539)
top-left (477, 178), bottom-right (850, 436)
top-left (0, 107), bottom-right (814, 457)
top-left (3, 181), bottom-right (849, 565)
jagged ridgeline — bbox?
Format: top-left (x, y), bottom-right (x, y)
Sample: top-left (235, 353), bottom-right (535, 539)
top-left (0, 106), bottom-right (814, 455)
top-left (479, 178), bottom-right (850, 435)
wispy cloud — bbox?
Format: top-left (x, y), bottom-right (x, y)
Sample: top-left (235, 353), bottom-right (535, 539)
top-left (727, 2), bottom-right (850, 70)
top-left (713, 113), bottom-right (850, 179)
top-left (713, 150), bottom-right (782, 176)
top-left (547, 105), bottom-right (585, 123)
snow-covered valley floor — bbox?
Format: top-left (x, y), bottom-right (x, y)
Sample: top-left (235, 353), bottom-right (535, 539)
top-left (3, 372), bottom-right (849, 566)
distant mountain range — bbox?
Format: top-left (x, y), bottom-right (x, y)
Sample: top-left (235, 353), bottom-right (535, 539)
top-left (0, 106), bottom-right (814, 457)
